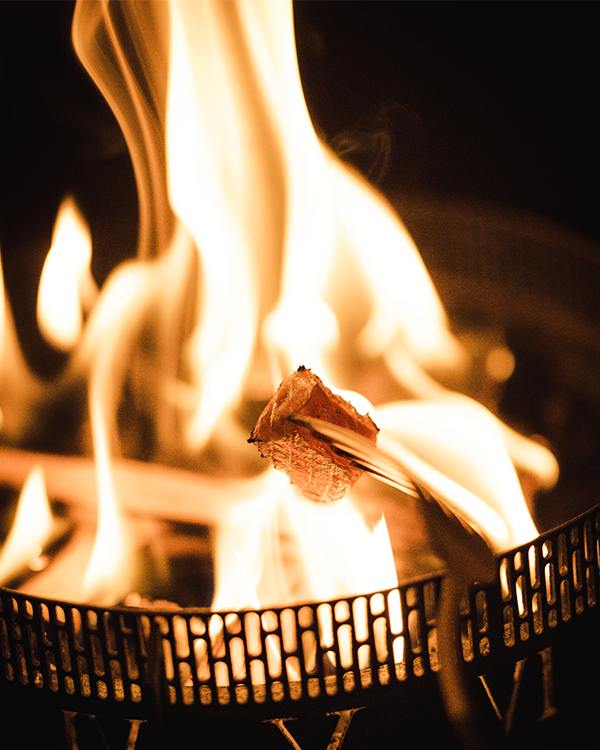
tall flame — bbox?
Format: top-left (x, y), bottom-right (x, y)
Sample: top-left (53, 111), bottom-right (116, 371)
top-left (74, 0), bottom-right (557, 607)
top-left (37, 196), bottom-right (96, 351)
top-left (0, 245), bottom-right (42, 443)
top-left (80, 363), bottom-right (133, 605)
top-left (0, 466), bottom-right (53, 585)
top-left (212, 472), bottom-right (398, 611)
top-left (72, 0), bottom-right (466, 432)
top-left (0, 0), bottom-right (560, 607)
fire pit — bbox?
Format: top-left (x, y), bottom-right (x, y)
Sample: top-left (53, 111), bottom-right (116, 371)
top-left (1, 504), bottom-right (600, 749)
top-left (1, 2), bottom-right (600, 749)
top-left (3, 194), bottom-right (600, 749)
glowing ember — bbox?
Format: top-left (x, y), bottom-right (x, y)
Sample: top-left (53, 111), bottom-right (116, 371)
top-left (0, 0), bottom-right (559, 610)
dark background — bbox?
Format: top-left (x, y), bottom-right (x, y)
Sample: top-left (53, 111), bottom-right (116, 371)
top-left (0, 1), bottom-right (598, 367)
top-left (1, 1), bottom-right (598, 237)
top-left (293, 2), bottom-right (599, 244)
top-left (1, 1), bottom-right (598, 242)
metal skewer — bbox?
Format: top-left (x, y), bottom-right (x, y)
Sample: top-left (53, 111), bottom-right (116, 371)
top-left (290, 414), bottom-right (497, 541)
top-left (290, 414), bottom-right (420, 498)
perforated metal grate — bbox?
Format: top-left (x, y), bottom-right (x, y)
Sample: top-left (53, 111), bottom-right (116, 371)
top-left (2, 501), bottom-right (600, 721)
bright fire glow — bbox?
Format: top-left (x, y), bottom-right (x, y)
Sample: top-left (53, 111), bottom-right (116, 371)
top-left (0, 249), bottom-right (6, 430)
top-left (80, 371), bottom-right (134, 605)
top-left (0, 246), bottom-right (42, 443)
top-left (37, 196), bottom-right (96, 351)
top-left (0, 466), bottom-right (53, 585)
top-left (376, 398), bottom-right (539, 552)
top-left (0, 0), bottom-right (560, 608)
top-left (213, 472), bottom-right (398, 611)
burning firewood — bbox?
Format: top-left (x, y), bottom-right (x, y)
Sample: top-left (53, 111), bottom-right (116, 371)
top-left (249, 367), bottom-right (378, 503)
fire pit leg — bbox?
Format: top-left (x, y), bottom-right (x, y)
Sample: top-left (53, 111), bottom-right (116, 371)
top-left (436, 575), bottom-right (504, 750)
top-left (63, 711), bottom-right (79, 750)
top-left (420, 491), bottom-right (505, 749)
top-left (539, 647), bottom-right (558, 724)
top-left (502, 658), bottom-right (527, 734)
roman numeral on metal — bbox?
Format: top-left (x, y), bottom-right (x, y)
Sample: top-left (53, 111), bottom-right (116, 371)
top-left (479, 646), bottom-right (557, 734)
top-left (62, 712), bottom-right (145, 750)
top-left (267, 707), bottom-right (365, 750)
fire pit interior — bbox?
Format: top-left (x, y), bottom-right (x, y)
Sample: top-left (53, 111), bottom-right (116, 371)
top-left (1, 2), bottom-right (599, 749)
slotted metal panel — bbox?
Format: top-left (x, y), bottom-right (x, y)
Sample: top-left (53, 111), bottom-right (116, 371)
top-left (2, 501), bottom-right (599, 721)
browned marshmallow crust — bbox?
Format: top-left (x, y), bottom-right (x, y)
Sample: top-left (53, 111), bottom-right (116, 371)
top-left (249, 367), bottom-right (378, 502)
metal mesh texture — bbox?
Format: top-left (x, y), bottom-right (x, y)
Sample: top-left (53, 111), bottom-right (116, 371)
top-left (2, 501), bottom-right (599, 721)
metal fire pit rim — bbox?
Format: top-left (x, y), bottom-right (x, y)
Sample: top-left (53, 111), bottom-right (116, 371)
top-left (3, 495), bottom-right (597, 616)
top-left (2, 499), bottom-right (600, 721)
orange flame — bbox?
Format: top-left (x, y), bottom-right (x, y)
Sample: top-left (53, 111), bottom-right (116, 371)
top-left (0, 0), bottom-right (560, 607)
top-left (37, 196), bottom-right (97, 351)
top-left (71, 0), bottom-right (555, 607)
top-left (0, 466), bottom-right (53, 585)
top-left (212, 472), bottom-right (398, 611)
top-left (0, 246), bottom-right (42, 443)
top-left (80, 375), bottom-right (134, 605)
